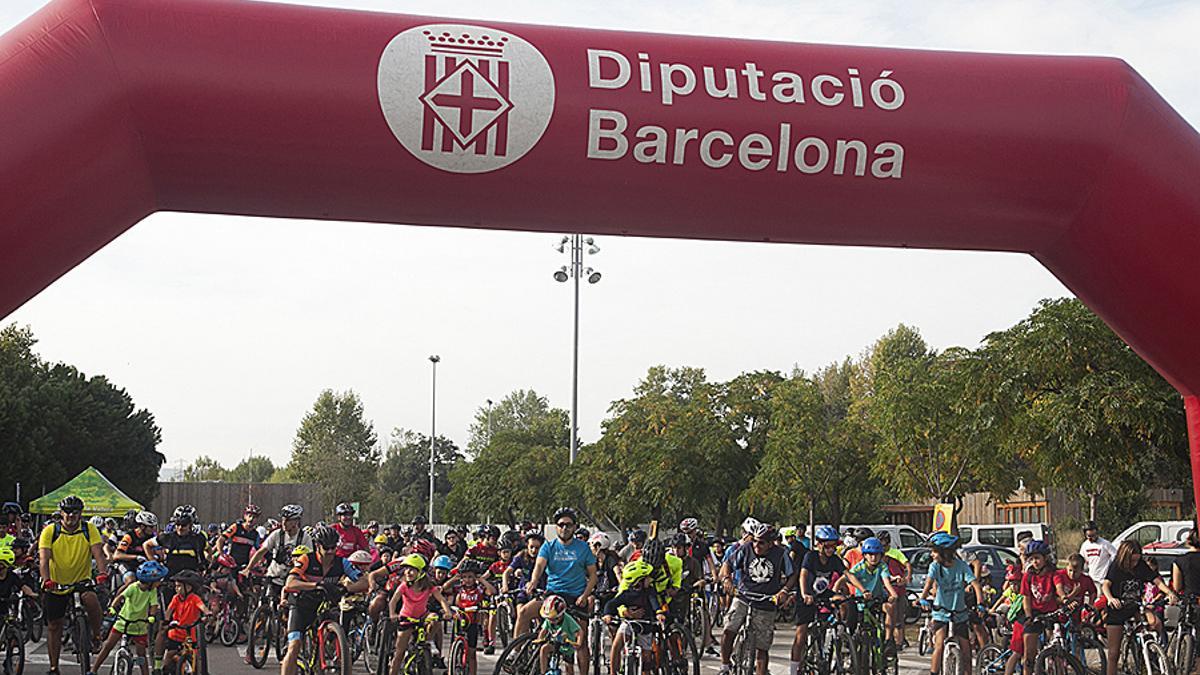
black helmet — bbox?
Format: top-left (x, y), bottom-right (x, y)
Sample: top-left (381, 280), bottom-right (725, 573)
top-left (576, 527), bottom-right (591, 541)
top-left (641, 539), bottom-right (666, 569)
top-left (629, 529), bottom-right (647, 544)
top-left (59, 495), bottom-right (84, 513)
top-left (855, 527), bottom-right (875, 540)
top-left (553, 507), bottom-right (577, 524)
top-left (334, 502), bottom-right (355, 517)
top-left (669, 532), bottom-right (690, 547)
top-left (172, 569), bottom-right (205, 588)
top-left (411, 514), bottom-right (428, 525)
top-left (2, 502), bottom-right (21, 515)
top-left (499, 529), bottom-right (523, 550)
top-left (312, 525), bottom-right (340, 550)
top-left (10, 537), bottom-right (29, 550)
top-left (280, 504), bottom-right (303, 520)
top-left (460, 559), bottom-right (484, 575)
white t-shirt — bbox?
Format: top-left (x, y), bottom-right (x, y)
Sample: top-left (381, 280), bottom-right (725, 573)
top-left (1080, 537), bottom-right (1117, 584)
top-left (261, 528), bottom-right (314, 578)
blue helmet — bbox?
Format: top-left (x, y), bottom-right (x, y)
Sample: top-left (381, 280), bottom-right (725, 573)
top-left (815, 525), bottom-right (840, 543)
top-left (860, 537), bottom-right (884, 554)
top-left (431, 555), bottom-right (454, 570)
top-left (929, 532), bottom-right (959, 549)
top-left (136, 560), bottom-right (169, 583)
top-left (1025, 539), bottom-right (1051, 557)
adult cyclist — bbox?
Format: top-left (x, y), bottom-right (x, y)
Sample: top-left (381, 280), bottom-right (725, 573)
top-left (519, 507), bottom-right (598, 675)
top-left (280, 525), bottom-right (368, 675)
top-left (111, 511), bottom-right (158, 584)
top-left (332, 502), bottom-right (369, 559)
top-left (40, 495), bottom-right (109, 675)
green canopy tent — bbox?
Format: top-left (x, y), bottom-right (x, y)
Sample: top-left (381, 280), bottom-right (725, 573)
top-left (29, 466), bottom-right (144, 517)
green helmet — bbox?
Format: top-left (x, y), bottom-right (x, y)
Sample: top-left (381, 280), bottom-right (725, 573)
top-left (0, 546), bottom-right (14, 566)
top-left (622, 560), bottom-right (654, 585)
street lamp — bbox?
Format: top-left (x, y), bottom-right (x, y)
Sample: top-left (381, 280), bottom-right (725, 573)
top-left (428, 354), bottom-right (440, 523)
top-left (486, 399), bottom-right (494, 445)
top-left (553, 234), bottom-right (601, 464)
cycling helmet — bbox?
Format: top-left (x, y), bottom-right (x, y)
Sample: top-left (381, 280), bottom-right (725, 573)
top-left (312, 525), bottom-right (339, 550)
top-left (815, 525), bottom-right (840, 543)
top-left (374, 533), bottom-right (390, 545)
top-left (854, 527), bottom-right (875, 541)
top-left (622, 560), bottom-right (654, 585)
top-left (244, 504), bottom-right (262, 517)
top-left (411, 515), bottom-right (428, 525)
top-left (576, 527), bottom-right (591, 541)
top-left (679, 517), bottom-right (699, 533)
top-left (740, 517), bottom-right (762, 535)
top-left (10, 537), bottom-right (29, 551)
top-left (540, 594), bottom-right (567, 621)
top-left (629, 529), bottom-right (647, 544)
top-left (266, 518), bottom-right (280, 530)
top-left (552, 507), bottom-right (578, 523)
top-left (216, 553), bottom-right (237, 569)
top-left (59, 495), bottom-right (84, 513)
top-left (431, 555), bottom-right (454, 571)
top-left (348, 550), bottom-right (373, 565)
top-left (89, 516), bottom-right (106, 528)
top-left (780, 526), bottom-right (798, 539)
top-left (588, 532), bottom-right (613, 549)
top-left (280, 504), bottom-right (303, 520)
top-left (173, 569), bottom-right (205, 588)
top-left (860, 537), bottom-right (884, 555)
top-left (292, 545), bottom-right (313, 557)
top-left (500, 529), bottom-right (523, 550)
top-left (460, 559), bottom-right (484, 575)
top-left (483, 524), bottom-right (500, 539)
top-left (399, 553), bottom-right (427, 571)
top-left (669, 533), bottom-right (690, 547)
top-left (135, 511), bottom-right (158, 528)
top-left (122, 509), bottom-right (138, 529)
top-left (1, 502), bottom-right (20, 515)
top-left (334, 502), bottom-right (355, 517)
top-left (1025, 539), bottom-right (1051, 557)
top-left (641, 539), bottom-right (666, 569)
top-left (412, 539), bottom-right (437, 560)
top-left (746, 521), bottom-right (770, 540)
top-left (929, 532), bottom-right (959, 549)
top-left (136, 560), bottom-right (168, 583)
top-left (0, 547), bottom-right (13, 566)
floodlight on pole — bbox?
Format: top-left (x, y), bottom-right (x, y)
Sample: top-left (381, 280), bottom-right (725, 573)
top-left (551, 233), bottom-right (601, 464)
top-left (428, 354), bottom-right (440, 523)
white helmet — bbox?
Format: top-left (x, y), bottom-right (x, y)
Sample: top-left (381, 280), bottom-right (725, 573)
top-left (135, 511), bottom-right (158, 528)
top-left (740, 517), bottom-right (763, 535)
top-left (89, 516), bottom-right (105, 528)
top-left (842, 533), bottom-right (859, 548)
top-left (588, 531), bottom-right (612, 549)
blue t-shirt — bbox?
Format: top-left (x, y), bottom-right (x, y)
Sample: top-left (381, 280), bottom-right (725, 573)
top-left (928, 559), bottom-right (975, 621)
top-left (538, 537), bottom-right (596, 598)
top-left (722, 542), bottom-right (744, 585)
top-left (850, 560), bottom-right (887, 597)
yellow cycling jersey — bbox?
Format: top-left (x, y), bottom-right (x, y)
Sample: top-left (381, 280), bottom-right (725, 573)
top-left (39, 521), bottom-right (101, 590)
top-left (619, 552), bottom-right (682, 594)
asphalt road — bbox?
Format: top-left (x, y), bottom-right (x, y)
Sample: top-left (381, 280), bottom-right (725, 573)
top-left (20, 626), bottom-right (933, 674)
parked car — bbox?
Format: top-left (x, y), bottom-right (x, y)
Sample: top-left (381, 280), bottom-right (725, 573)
top-left (903, 544), bottom-right (1019, 595)
top-left (957, 523), bottom-right (1054, 553)
top-left (1114, 520), bottom-right (1193, 548)
top-left (838, 524), bottom-right (927, 548)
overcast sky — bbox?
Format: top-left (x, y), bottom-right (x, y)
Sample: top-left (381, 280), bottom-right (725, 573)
top-left (3, 0), bottom-right (1198, 477)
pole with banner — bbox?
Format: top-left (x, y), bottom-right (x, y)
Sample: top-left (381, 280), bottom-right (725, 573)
top-left (932, 503), bottom-right (955, 533)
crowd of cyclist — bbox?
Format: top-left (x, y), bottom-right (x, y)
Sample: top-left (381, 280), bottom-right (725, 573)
top-left (5, 496), bottom-right (1200, 675)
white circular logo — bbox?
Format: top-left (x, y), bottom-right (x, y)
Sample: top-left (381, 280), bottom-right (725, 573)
top-left (378, 23), bottom-right (555, 174)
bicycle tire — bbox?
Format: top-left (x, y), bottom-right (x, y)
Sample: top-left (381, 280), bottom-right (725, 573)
top-left (317, 620), bottom-right (350, 675)
top-left (22, 599), bottom-right (41, 644)
top-left (665, 625), bottom-right (700, 675)
top-left (179, 647), bottom-right (198, 675)
top-left (274, 610), bottom-right (287, 663)
top-left (72, 614), bottom-right (91, 675)
top-left (1181, 632), bottom-right (1196, 675)
top-left (942, 642), bottom-right (960, 675)
top-left (413, 644), bottom-right (433, 675)
top-left (495, 604), bottom-right (512, 649)
top-left (590, 619), bottom-right (611, 675)
top-left (493, 632), bottom-right (538, 675)
top-left (247, 605), bottom-right (272, 669)
top-left (1145, 640), bottom-right (1171, 675)
top-left (114, 649), bottom-right (133, 675)
top-left (918, 626), bottom-right (931, 657)
top-left (1034, 646), bottom-right (1085, 675)
top-left (731, 628), bottom-right (751, 675)
top-left (2, 625), bottom-right (25, 675)
top-left (1078, 635), bottom-right (1107, 675)
top-left (974, 644), bottom-right (1006, 675)
top-left (220, 609), bottom-right (239, 647)
top-left (448, 639), bottom-right (466, 675)
top-left (831, 624), bottom-right (859, 675)
top-left (373, 620), bottom-right (394, 675)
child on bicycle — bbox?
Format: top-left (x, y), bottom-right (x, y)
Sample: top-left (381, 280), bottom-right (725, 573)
top-left (1004, 540), bottom-right (1057, 675)
top-left (919, 532), bottom-right (984, 675)
top-left (90, 560), bottom-right (166, 675)
top-left (1101, 540), bottom-right (1178, 675)
top-left (162, 570), bottom-right (210, 675)
top-left (484, 545), bottom-right (513, 655)
top-left (441, 560), bottom-right (496, 675)
top-left (538, 594), bottom-right (583, 675)
top-left (602, 560), bottom-right (663, 675)
top-left (1055, 553), bottom-right (1096, 616)
top-left (387, 553), bottom-right (453, 675)
top-left (846, 537), bottom-right (900, 654)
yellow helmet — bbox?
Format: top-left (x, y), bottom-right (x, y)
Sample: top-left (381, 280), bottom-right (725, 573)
top-left (374, 533), bottom-right (389, 544)
top-left (291, 545), bottom-right (312, 557)
top-left (399, 553), bottom-right (427, 571)
top-left (0, 546), bottom-right (14, 566)
top-left (622, 560), bottom-right (654, 585)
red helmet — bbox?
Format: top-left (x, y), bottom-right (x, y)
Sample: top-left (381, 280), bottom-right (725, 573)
top-left (412, 538), bottom-right (437, 559)
top-left (217, 553), bottom-right (237, 569)
top-left (244, 504), bottom-right (262, 517)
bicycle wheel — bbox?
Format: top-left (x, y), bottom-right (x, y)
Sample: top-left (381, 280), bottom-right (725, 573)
top-left (942, 643), bottom-right (960, 675)
top-left (730, 628), bottom-right (751, 675)
top-left (1145, 640), bottom-right (1171, 675)
top-left (830, 625), bottom-right (859, 675)
top-left (72, 614), bottom-right (91, 675)
top-left (665, 625), bottom-right (700, 675)
top-left (493, 632), bottom-right (538, 675)
top-left (373, 620), bottom-right (394, 675)
top-left (274, 610), bottom-right (287, 662)
top-left (220, 609), bottom-right (239, 647)
top-left (495, 604), bottom-right (512, 649)
top-left (1078, 635), bottom-right (1107, 675)
top-left (114, 648), bottom-right (133, 675)
top-left (179, 647), bottom-right (198, 675)
top-left (918, 626), bottom-right (931, 657)
top-left (317, 620), bottom-right (350, 675)
top-left (2, 626), bottom-right (25, 675)
top-left (1174, 631), bottom-right (1195, 675)
top-left (247, 605), bottom-right (272, 669)
top-left (448, 639), bottom-right (467, 675)
top-left (22, 599), bottom-right (41, 644)
top-left (974, 644), bottom-right (1006, 675)
top-left (1035, 646), bottom-right (1085, 675)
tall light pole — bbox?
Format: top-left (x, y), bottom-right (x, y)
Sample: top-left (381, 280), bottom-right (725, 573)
top-left (553, 234), bottom-right (601, 464)
top-left (486, 399), bottom-right (494, 445)
top-left (428, 354), bottom-right (440, 523)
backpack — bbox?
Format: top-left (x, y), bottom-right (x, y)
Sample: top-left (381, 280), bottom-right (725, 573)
top-left (50, 521), bottom-right (96, 545)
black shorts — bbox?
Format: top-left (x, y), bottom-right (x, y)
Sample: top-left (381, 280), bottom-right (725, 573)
top-left (43, 591), bottom-right (74, 622)
top-left (557, 594), bottom-right (588, 621)
top-left (462, 622), bottom-right (481, 648)
top-left (164, 638), bottom-right (185, 652)
top-left (287, 603), bottom-right (320, 638)
top-left (794, 601), bottom-right (819, 626)
top-left (1020, 616), bottom-right (1048, 634)
top-left (1106, 605), bottom-right (1138, 626)
top-left (932, 619), bottom-right (969, 639)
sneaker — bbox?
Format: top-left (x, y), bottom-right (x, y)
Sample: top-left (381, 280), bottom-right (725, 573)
top-left (884, 640), bottom-right (897, 657)
top-left (705, 645), bottom-right (719, 657)
top-left (484, 644), bottom-right (495, 655)
top-left (433, 655), bottom-right (447, 670)
top-left (719, 665), bottom-right (732, 675)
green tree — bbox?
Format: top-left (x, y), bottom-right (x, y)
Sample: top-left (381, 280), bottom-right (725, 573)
top-left (465, 390), bottom-right (569, 457)
top-left (182, 455), bottom-right (228, 482)
top-left (0, 324), bottom-right (164, 505)
top-left (371, 429), bottom-right (461, 522)
top-left (975, 298), bottom-right (1187, 525)
top-left (288, 389), bottom-right (380, 509)
top-left (226, 455), bottom-right (276, 482)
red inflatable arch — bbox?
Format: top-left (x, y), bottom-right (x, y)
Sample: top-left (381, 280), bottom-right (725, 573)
top-left (3, 0), bottom-right (1200, 507)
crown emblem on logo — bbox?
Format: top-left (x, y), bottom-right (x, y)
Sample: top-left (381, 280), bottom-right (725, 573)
top-left (379, 23), bottom-right (555, 174)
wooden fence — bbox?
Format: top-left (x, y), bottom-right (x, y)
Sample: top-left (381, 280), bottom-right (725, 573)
top-left (151, 482), bottom-right (326, 526)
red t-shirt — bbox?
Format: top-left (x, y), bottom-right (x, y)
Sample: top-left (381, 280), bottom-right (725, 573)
top-left (1054, 569), bottom-right (1096, 602)
top-left (455, 584), bottom-right (485, 623)
top-left (488, 559), bottom-right (509, 577)
top-left (333, 523), bottom-right (368, 559)
top-left (167, 593), bottom-right (205, 642)
top-left (1021, 568), bottom-right (1059, 614)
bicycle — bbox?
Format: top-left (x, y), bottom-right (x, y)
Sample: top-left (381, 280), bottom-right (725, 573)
top-left (588, 593), bottom-right (614, 675)
top-left (204, 577), bottom-right (240, 647)
top-left (55, 581), bottom-right (98, 675)
top-left (493, 591), bottom-right (518, 650)
top-left (246, 588), bottom-right (287, 669)
top-left (1031, 608), bottom-right (1086, 675)
top-left (493, 631), bottom-right (543, 675)
top-left (853, 596), bottom-right (897, 675)
top-left (917, 606), bottom-right (934, 656)
top-left (16, 587), bottom-right (41, 644)
top-left (293, 596), bottom-right (351, 675)
top-left (802, 596), bottom-right (857, 675)
top-left (337, 594), bottom-right (372, 670)
top-left (2, 603), bottom-right (25, 675)
top-left (728, 591), bottom-right (783, 675)
top-left (376, 613), bottom-right (439, 675)
top-left (163, 617), bottom-right (205, 675)
top-left (109, 617), bottom-right (153, 675)
top-left (1168, 595), bottom-right (1198, 675)
top-left (1116, 600), bottom-right (1171, 675)
top-left (447, 606), bottom-right (481, 675)
top-left (926, 603), bottom-right (969, 675)
top-left (533, 630), bottom-right (571, 675)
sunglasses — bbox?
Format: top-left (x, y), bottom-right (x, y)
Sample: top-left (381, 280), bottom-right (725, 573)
top-left (556, 521), bottom-right (576, 528)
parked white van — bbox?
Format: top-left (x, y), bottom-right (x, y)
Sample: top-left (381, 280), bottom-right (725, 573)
top-left (837, 524), bottom-right (927, 548)
top-left (1113, 520), bottom-right (1192, 547)
top-left (956, 523), bottom-right (1053, 552)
